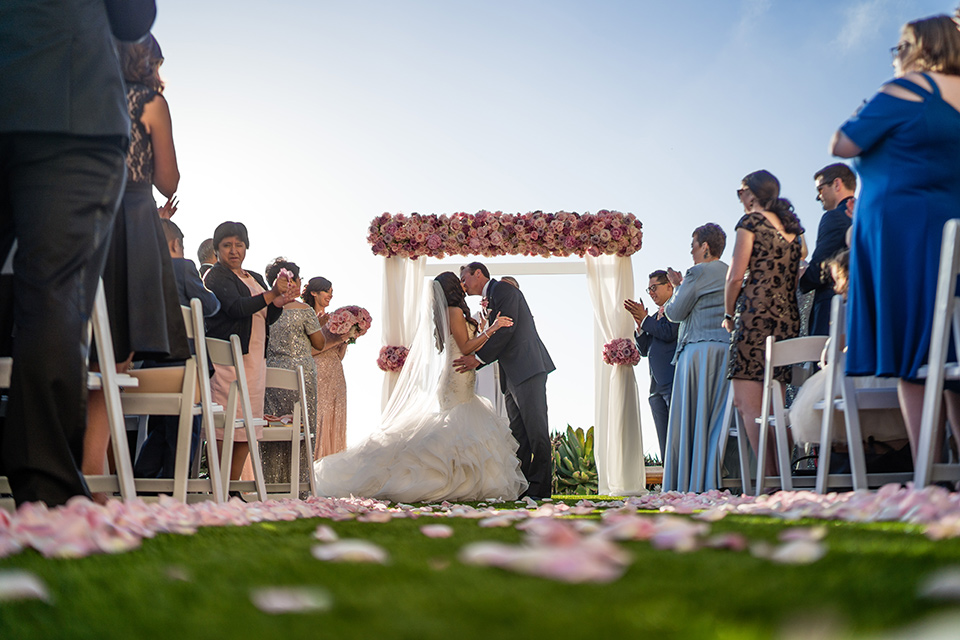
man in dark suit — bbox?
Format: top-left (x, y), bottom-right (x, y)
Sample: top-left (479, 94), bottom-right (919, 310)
top-left (0, 0), bottom-right (156, 506)
top-left (799, 163), bottom-right (855, 336)
top-left (625, 270), bottom-right (678, 462)
top-left (455, 262), bottom-right (555, 499)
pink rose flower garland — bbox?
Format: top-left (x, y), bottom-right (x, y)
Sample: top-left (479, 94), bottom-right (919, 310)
top-left (602, 338), bottom-right (641, 366)
top-left (326, 306), bottom-right (372, 344)
top-left (367, 210), bottom-right (643, 259)
top-left (377, 345), bottom-right (409, 372)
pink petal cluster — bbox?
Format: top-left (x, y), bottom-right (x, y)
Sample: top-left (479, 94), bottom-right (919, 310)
top-left (325, 305), bottom-right (372, 344)
top-left (367, 210), bottom-right (644, 259)
top-left (376, 345), bottom-right (409, 372)
top-left (602, 338), bottom-right (641, 366)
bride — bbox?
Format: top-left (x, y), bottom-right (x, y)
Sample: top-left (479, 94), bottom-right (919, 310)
top-left (313, 272), bottom-right (528, 502)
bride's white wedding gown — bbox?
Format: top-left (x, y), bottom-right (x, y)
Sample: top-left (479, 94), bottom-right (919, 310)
top-left (314, 331), bottom-right (528, 503)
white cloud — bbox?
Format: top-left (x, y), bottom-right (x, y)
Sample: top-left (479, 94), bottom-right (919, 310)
top-left (834, 0), bottom-right (895, 53)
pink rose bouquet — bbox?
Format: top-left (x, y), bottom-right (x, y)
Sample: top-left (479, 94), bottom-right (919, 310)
top-left (602, 338), bottom-right (641, 366)
top-left (377, 345), bottom-right (409, 372)
top-left (326, 306), bottom-right (372, 344)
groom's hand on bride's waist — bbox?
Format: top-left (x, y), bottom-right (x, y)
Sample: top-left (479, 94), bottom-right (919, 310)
top-left (453, 354), bottom-right (480, 372)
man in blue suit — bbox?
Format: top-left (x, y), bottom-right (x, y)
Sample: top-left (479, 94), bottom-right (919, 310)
top-left (625, 270), bottom-right (678, 462)
top-left (800, 163), bottom-right (855, 336)
top-left (455, 262), bottom-right (555, 499)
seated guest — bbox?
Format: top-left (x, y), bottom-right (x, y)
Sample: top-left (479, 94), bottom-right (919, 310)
top-left (134, 220), bottom-right (220, 478)
top-left (790, 249), bottom-right (908, 457)
top-left (624, 271), bottom-right (679, 462)
top-left (662, 223), bottom-right (732, 492)
top-left (204, 221), bottom-right (292, 485)
top-left (197, 238), bottom-right (216, 277)
top-left (261, 257), bottom-right (326, 486)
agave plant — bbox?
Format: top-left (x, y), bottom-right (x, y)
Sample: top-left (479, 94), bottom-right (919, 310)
top-left (552, 425), bottom-right (598, 495)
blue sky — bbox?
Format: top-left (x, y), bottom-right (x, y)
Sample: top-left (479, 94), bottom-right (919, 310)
top-left (152, 0), bottom-right (954, 454)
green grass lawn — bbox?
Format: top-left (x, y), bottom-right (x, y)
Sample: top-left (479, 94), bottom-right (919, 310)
top-left (1, 499), bottom-right (959, 639)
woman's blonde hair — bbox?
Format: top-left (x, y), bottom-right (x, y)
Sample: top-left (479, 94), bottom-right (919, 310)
top-left (115, 33), bottom-right (165, 92)
top-left (901, 15), bottom-right (960, 75)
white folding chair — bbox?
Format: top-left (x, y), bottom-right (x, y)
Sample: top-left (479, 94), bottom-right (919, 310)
top-left (754, 334), bottom-right (828, 495)
top-left (916, 219), bottom-right (960, 488)
top-left (814, 296), bottom-right (909, 493)
top-left (206, 334), bottom-right (268, 501)
top-left (122, 300), bottom-right (224, 503)
top-left (716, 386), bottom-right (753, 496)
top-left (261, 365), bottom-right (318, 499)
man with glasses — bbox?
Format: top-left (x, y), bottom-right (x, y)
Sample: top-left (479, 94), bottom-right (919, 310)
top-left (625, 270), bottom-right (678, 462)
top-left (799, 163), bottom-right (856, 336)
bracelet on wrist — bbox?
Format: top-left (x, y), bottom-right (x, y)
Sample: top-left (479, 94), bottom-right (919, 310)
top-left (724, 313), bottom-right (734, 322)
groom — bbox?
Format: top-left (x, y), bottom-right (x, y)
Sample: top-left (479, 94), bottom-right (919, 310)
top-left (455, 263), bottom-right (555, 499)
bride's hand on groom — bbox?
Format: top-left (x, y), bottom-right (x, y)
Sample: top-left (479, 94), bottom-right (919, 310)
top-left (453, 354), bottom-right (480, 372)
top-left (491, 313), bottom-right (513, 331)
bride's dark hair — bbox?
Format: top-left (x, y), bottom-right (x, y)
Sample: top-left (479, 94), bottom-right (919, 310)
top-left (435, 271), bottom-right (478, 333)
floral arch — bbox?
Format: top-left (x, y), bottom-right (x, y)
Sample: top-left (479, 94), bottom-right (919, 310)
top-left (368, 210), bottom-right (646, 496)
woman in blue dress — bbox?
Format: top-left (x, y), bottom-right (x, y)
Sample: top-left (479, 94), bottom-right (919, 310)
top-left (831, 15), bottom-right (960, 459)
top-left (662, 223), bottom-right (731, 492)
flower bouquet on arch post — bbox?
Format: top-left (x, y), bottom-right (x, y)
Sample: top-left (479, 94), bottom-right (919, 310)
top-left (327, 306), bottom-right (373, 344)
top-left (602, 338), bottom-right (641, 366)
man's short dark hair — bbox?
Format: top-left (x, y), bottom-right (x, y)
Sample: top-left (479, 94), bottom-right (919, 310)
top-left (160, 219), bottom-right (183, 245)
top-left (648, 269), bottom-right (669, 284)
top-left (693, 223), bottom-right (727, 258)
top-left (197, 237), bottom-right (215, 264)
top-left (814, 163), bottom-right (856, 191)
top-left (463, 261), bottom-right (490, 278)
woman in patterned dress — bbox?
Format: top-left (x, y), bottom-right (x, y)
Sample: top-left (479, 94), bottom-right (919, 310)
top-left (262, 258), bottom-right (327, 484)
top-left (723, 170), bottom-right (805, 478)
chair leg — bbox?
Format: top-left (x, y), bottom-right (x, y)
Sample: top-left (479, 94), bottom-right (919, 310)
top-left (773, 385), bottom-right (793, 491)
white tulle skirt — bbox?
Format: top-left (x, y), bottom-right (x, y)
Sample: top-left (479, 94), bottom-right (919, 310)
top-left (314, 396), bottom-right (528, 503)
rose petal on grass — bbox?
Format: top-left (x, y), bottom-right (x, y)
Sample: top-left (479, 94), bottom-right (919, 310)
top-left (312, 525), bottom-right (338, 542)
top-left (356, 511), bottom-right (392, 523)
top-left (420, 524), bottom-right (453, 538)
top-left (0, 571), bottom-right (51, 603)
top-left (778, 526), bottom-right (827, 543)
top-left (250, 586), bottom-right (332, 614)
top-left (704, 533), bottom-right (749, 552)
top-left (769, 540), bottom-right (827, 564)
top-left (919, 567), bottom-right (960, 600)
top-left (693, 509), bottom-right (727, 522)
top-left (311, 540), bottom-right (389, 564)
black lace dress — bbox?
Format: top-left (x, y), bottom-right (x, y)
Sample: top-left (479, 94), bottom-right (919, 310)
top-left (726, 212), bottom-right (802, 383)
top-left (100, 82), bottom-right (188, 362)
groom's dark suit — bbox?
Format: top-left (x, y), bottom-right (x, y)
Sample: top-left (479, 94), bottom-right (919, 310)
top-left (475, 279), bottom-right (555, 498)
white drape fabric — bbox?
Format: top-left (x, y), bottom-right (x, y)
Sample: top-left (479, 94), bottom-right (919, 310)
top-left (585, 254), bottom-right (645, 495)
top-left (380, 256), bottom-right (426, 411)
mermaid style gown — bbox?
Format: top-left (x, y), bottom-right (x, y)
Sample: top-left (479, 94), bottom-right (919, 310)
top-left (314, 330), bottom-right (527, 503)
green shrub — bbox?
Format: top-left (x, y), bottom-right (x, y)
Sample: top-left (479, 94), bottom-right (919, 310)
top-left (551, 425), bottom-right (598, 495)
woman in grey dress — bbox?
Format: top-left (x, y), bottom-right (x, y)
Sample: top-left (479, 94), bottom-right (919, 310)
top-left (662, 223), bottom-right (731, 492)
top-left (262, 258), bottom-right (327, 484)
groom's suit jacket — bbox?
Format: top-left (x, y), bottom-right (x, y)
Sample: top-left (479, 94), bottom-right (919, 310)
top-left (475, 279), bottom-right (555, 392)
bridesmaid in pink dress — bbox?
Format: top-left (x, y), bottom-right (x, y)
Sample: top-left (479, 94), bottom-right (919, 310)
top-left (203, 222), bottom-right (294, 484)
top-left (303, 277), bottom-right (349, 459)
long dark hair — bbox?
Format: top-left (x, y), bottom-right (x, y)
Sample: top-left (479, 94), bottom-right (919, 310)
top-left (435, 272), bottom-right (478, 331)
top-left (742, 170), bottom-right (804, 235)
top-left (302, 276), bottom-right (331, 308)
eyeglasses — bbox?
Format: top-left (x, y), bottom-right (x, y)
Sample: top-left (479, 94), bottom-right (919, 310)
top-left (646, 283), bottom-right (666, 294)
top-left (816, 180), bottom-right (833, 193)
top-left (736, 188), bottom-right (750, 199)
top-left (890, 41), bottom-right (911, 58)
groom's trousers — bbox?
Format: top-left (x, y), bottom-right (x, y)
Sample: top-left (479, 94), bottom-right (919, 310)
top-left (505, 372), bottom-right (550, 498)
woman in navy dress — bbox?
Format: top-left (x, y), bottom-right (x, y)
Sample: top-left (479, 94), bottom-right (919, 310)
top-left (831, 15), bottom-right (960, 459)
